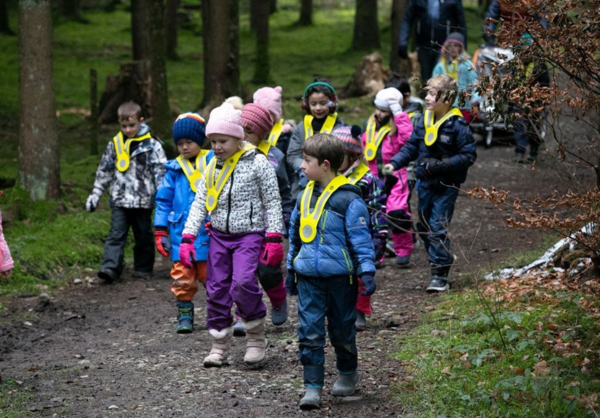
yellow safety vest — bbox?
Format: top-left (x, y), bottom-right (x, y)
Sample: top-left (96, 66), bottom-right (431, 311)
top-left (257, 140), bottom-right (271, 156)
top-left (268, 119), bottom-right (284, 147)
top-left (303, 113), bottom-right (338, 139)
top-left (176, 150), bottom-right (210, 193)
top-left (364, 119), bottom-right (391, 162)
top-left (205, 144), bottom-right (255, 211)
top-left (299, 175), bottom-right (349, 243)
top-left (441, 57), bottom-right (459, 80)
top-left (346, 161), bottom-right (371, 185)
top-left (423, 108), bottom-right (463, 146)
top-left (520, 62), bottom-right (535, 80)
top-left (113, 131), bottom-right (152, 172)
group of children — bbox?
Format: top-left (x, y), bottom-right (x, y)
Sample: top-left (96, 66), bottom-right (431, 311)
top-left (84, 73), bottom-right (476, 410)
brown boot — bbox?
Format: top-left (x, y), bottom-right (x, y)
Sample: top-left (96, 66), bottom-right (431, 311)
top-left (242, 317), bottom-right (267, 364)
top-left (203, 327), bottom-right (232, 367)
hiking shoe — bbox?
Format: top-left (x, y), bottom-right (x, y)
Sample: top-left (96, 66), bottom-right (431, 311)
top-left (299, 387), bottom-right (322, 410)
top-left (271, 299), bottom-right (288, 326)
top-left (132, 271), bottom-right (152, 279)
top-left (426, 276), bottom-right (449, 293)
top-left (332, 371), bottom-right (359, 396)
top-left (385, 241), bottom-right (396, 257)
top-left (97, 269), bottom-right (116, 284)
top-left (355, 311), bottom-right (366, 331)
top-left (176, 301), bottom-right (194, 334)
top-left (514, 153), bottom-right (526, 164)
top-left (233, 318), bottom-right (246, 337)
top-left (396, 255), bottom-right (411, 268)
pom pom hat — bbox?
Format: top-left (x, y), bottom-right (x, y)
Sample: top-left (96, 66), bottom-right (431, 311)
top-left (172, 113), bottom-right (206, 146)
top-left (253, 86), bottom-right (283, 121)
top-left (206, 102), bottom-right (244, 139)
top-left (374, 87), bottom-right (403, 111)
top-left (332, 125), bottom-right (363, 158)
top-left (242, 103), bottom-right (274, 139)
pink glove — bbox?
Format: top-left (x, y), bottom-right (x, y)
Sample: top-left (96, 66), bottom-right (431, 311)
top-left (179, 233), bottom-right (196, 269)
top-left (260, 232), bottom-right (283, 267)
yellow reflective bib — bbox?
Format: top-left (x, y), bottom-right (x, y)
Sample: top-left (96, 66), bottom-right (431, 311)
top-left (520, 62), bottom-right (535, 80)
top-left (408, 111), bottom-right (416, 119)
top-left (423, 108), bottom-right (463, 146)
top-left (113, 131), bottom-right (152, 172)
top-left (205, 144), bottom-right (255, 211)
top-left (364, 119), bottom-right (391, 162)
top-left (346, 161), bottom-right (371, 185)
top-left (257, 140), bottom-right (271, 156)
top-left (268, 119), bottom-right (284, 147)
top-left (176, 150), bottom-right (210, 193)
top-left (441, 57), bottom-right (458, 80)
top-left (299, 175), bottom-right (349, 243)
top-left (303, 113), bottom-right (338, 139)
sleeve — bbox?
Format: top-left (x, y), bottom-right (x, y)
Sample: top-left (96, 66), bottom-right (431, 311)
top-left (345, 199), bottom-right (376, 276)
top-left (286, 123), bottom-right (305, 175)
top-left (154, 168), bottom-right (175, 228)
top-left (0, 209), bottom-right (14, 273)
top-left (392, 111), bottom-right (414, 148)
top-left (484, 0), bottom-right (500, 35)
top-left (92, 141), bottom-right (117, 195)
top-left (443, 122), bottom-right (477, 172)
top-left (286, 201), bottom-right (302, 272)
top-left (536, 63), bottom-right (550, 88)
top-left (398, 0), bottom-right (415, 47)
top-left (182, 172), bottom-right (209, 237)
top-left (456, 0), bottom-right (467, 49)
top-left (151, 141), bottom-right (167, 188)
top-left (256, 154), bottom-right (283, 234)
top-left (390, 123), bottom-right (422, 170)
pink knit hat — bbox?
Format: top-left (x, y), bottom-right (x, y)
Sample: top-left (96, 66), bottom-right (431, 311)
top-left (242, 103), bottom-right (274, 139)
top-left (253, 86), bottom-right (283, 121)
top-left (206, 102), bottom-right (244, 139)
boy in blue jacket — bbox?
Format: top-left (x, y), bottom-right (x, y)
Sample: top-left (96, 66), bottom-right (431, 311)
top-left (154, 113), bottom-right (213, 333)
top-left (286, 133), bottom-right (376, 410)
top-left (384, 75), bottom-right (477, 293)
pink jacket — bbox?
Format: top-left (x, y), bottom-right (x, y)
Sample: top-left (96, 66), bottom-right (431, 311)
top-left (0, 207), bottom-right (13, 272)
top-left (361, 112), bottom-right (413, 213)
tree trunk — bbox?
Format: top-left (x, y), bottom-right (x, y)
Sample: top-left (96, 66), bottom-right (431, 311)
top-left (297, 0), bottom-right (312, 26)
top-left (390, 0), bottom-right (411, 75)
top-left (249, 0), bottom-right (259, 33)
top-left (201, 0), bottom-right (240, 109)
top-left (252, 0), bottom-right (269, 84)
top-left (269, 0), bottom-right (277, 14)
top-left (165, 0), bottom-right (180, 60)
top-left (131, 0), bottom-right (150, 61)
top-left (18, 0), bottom-right (60, 200)
top-left (57, 0), bottom-right (88, 23)
top-left (0, 0), bottom-right (14, 35)
top-left (352, 0), bottom-right (380, 50)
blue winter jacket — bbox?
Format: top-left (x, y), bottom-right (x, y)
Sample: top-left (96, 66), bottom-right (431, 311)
top-left (154, 152), bottom-right (214, 262)
top-left (389, 113), bottom-right (477, 188)
top-left (287, 184), bottom-right (376, 279)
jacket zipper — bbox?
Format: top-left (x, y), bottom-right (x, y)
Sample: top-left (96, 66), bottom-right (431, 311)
top-left (341, 248), bottom-right (353, 284)
top-left (225, 171), bottom-right (234, 233)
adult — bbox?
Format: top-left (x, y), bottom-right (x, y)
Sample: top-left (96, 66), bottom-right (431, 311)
top-left (483, 0), bottom-right (549, 45)
top-left (397, 0), bottom-right (467, 83)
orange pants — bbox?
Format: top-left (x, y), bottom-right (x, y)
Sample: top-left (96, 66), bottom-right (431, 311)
top-left (170, 261), bottom-right (207, 301)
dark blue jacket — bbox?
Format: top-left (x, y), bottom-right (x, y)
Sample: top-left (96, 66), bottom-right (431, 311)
top-left (287, 184), bottom-right (376, 279)
top-left (399, 0), bottom-right (467, 51)
top-left (390, 114), bottom-right (476, 188)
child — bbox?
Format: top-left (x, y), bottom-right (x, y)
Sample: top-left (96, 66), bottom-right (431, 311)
top-left (362, 87), bottom-right (414, 268)
top-left (385, 73), bottom-right (424, 119)
top-left (333, 126), bottom-right (387, 332)
top-left (432, 32), bottom-right (478, 122)
top-left (240, 102), bottom-right (291, 327)
top-left (286, 133), bottom-right (376, 410)
top-left (252, 86), bottom-right (295, 157)
top-left (287, 78), bottom-right (345, 195)
top-left (180, 101), bottom-right (283, 367)
top-left (383, 75), bottom-right (477, 292)
top-left (0, 191), bottom-right (13, 280)
top-left (86, 101), bottom-right (166, 283)
top-left (154, 113), bottom-right (212, 334)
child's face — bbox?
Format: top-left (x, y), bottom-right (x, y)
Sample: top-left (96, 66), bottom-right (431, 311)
top-left (374, 108), bottom-right (392, 124)
top-left (210, 134), bottom-right (241, 160)
top-left (425, 88), bottom-right (447, 112)
top-left (444, 42), bottom-right (462, 59)
top-left (120, 116), bottom-right (143, 138)
top-left (307, 92), bottom-right (331, 119)
top-left (243, 126), bottom-right (261, 147)
top-left (177, 139), bottom-right (201, 160)
top-left (301, 153), bottom-right (328, 182)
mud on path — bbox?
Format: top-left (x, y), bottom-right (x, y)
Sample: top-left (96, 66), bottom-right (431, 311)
top-left (0, 144), bottom-right (588, 417)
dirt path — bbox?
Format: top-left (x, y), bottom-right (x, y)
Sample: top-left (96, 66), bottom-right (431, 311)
top-left (0, 143), bottom-right (586, 417)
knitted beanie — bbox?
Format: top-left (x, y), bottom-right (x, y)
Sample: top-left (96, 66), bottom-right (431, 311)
top-left (332, 125), bottom-right (363, 157)
top-left (242, 103), bottom-right (274, 139)
top-left (374, 87), bottom-right (403, 111)
top-left (206, 102), bottom-right (244, 139)
top-left (172, 113), bottom-right (206, 146)
top-left (253, 86), bottom-right (283, 121)
top-left (443, 32), bottom-right (465, 49)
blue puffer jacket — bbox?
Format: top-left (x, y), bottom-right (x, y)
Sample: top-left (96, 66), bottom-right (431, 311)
top-left (154, 151), bottom-right (214, 262)
top-left (390, 113), bottom-right (477, 188)
top-left (287, 184), bottom-right (376, 279)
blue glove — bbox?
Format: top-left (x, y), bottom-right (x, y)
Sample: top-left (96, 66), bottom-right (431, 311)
top-left (285, 271), bottom-right (298, 296)
top-left (360, 273), bottom-right (376, 296)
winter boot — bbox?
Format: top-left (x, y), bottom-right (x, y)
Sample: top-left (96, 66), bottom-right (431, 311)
top-left (203, 327), bottom-right (233, 367)
top-left (332, 370), bottom-right (359, 396)
top-left (242, 317), bottom-right (267, 364)
top-left (176, 301), bottom-right (194, 334)
top-left (299, 387), bottom-right (322, 410)
top-left (233, 318), bottom-right (246, 337)
top-left (355, 311), bottom-right (366, 331)
top-left (426, 275), bottom-right (450, 293)
top-left (271, 299), bottom-right (288, 326)
top-left (396, 255), bottom-right (411, 268)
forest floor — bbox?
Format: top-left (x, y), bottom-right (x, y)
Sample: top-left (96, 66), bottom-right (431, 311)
top-left (0, 141), bottom-right (584, 418)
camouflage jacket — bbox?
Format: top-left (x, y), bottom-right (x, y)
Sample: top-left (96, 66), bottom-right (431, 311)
top-left (92, 126), bottom-right (167, 209)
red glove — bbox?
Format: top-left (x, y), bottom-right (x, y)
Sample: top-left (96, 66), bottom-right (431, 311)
top-left (260, 232), bottom-right (284, 267)
top-left (179, 233), bottom-right (196, 269)
top-left (154, 228), bottom-right (170, 258)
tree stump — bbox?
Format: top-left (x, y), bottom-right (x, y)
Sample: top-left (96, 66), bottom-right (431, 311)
top-left (340, 52), bottom-right (389, 98)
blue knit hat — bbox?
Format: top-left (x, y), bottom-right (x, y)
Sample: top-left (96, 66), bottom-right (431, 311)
top-left (172, 113), bottom-right (206, 146)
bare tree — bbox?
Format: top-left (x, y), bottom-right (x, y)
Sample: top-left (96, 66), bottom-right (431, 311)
top-left (165, 0), bottom-right (180, 60)
top-left (297, 0), bottom-right (312, 26)
top-left (352, 0), bottom-right (380, 50)
top-left (18, 0), bottom-right (60, 200)
top-left (252, 0), bottom-right (270, 84)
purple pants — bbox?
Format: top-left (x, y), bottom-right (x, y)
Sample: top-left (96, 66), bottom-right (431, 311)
top-left (206, 229), bottom-right (267, 331)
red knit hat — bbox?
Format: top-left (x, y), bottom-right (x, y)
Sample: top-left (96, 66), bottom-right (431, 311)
top-left (242, 103), bottom-right (274, 139)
